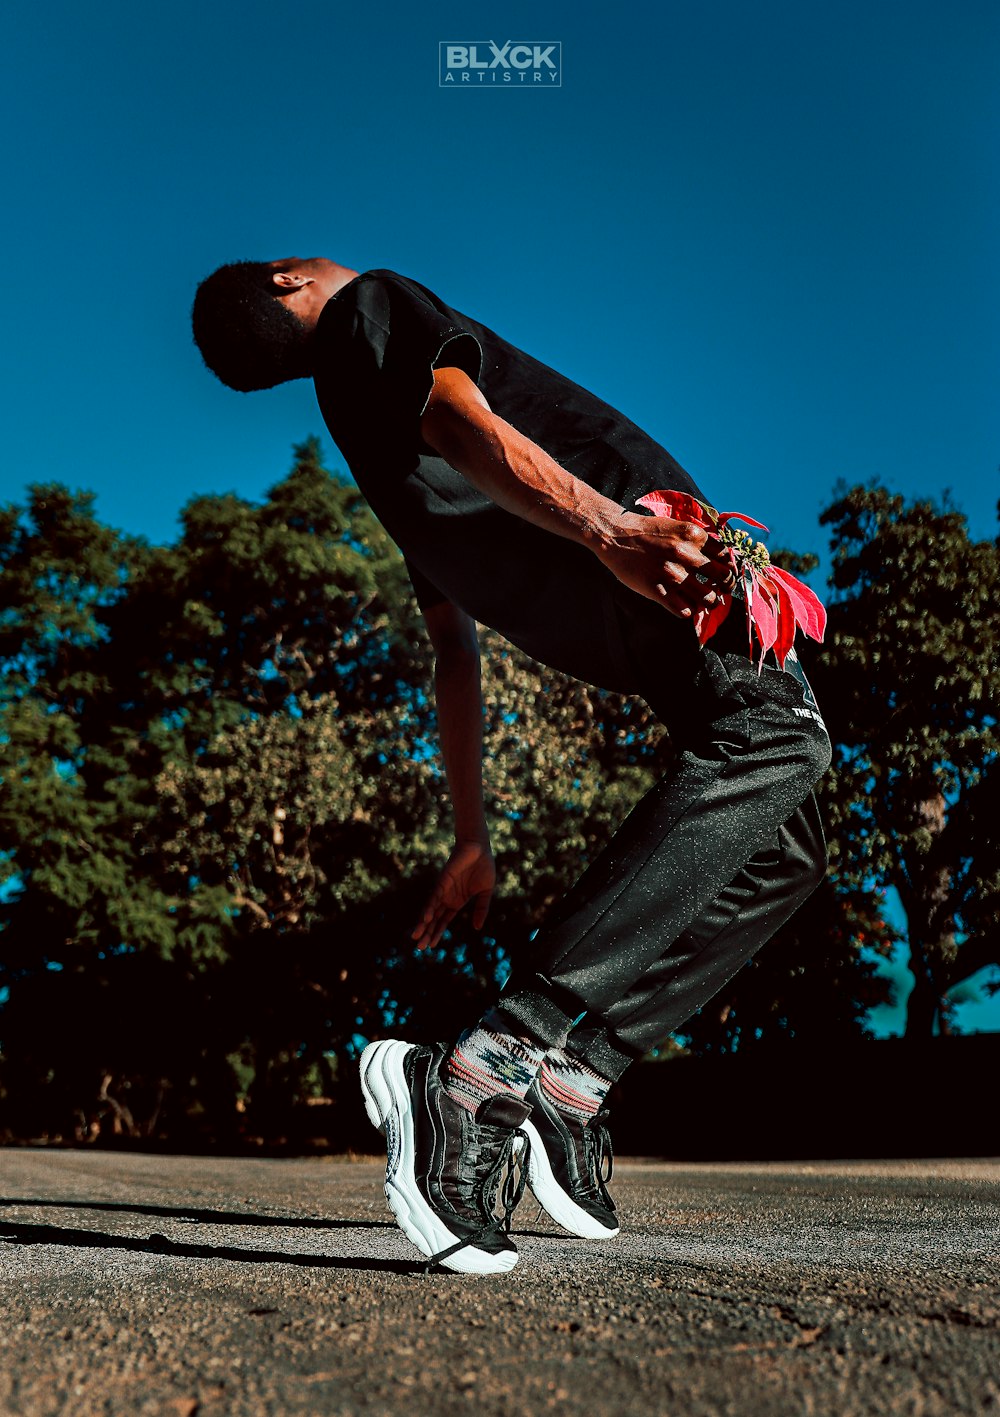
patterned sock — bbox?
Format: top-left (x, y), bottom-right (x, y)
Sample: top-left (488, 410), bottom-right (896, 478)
top-left (444, 1007), bottom-right (547, 1115)
top-left (540, 1047), bottom-right (613, 1120)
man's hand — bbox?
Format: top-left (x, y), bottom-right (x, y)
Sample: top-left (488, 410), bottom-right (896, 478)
top-left (411, 838), bottom-right (496, 951)
top-left (596, 511), bottom-right (735, 621)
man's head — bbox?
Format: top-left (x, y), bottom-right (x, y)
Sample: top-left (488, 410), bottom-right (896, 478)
top-left (191, 257), bottom-right (354, 392)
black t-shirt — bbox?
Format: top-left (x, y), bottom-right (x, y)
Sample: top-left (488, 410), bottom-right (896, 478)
top-left (311, 269), bottom-right (709, 693)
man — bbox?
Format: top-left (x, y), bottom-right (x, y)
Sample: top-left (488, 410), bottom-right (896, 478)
top-left (192, 257), bottom-right (830, 1274)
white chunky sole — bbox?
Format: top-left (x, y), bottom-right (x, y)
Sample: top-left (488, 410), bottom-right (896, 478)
top-left (518, 1117), bottom-right (620, 1240)
top-left (359, 1040), bottom-right (518, 1274)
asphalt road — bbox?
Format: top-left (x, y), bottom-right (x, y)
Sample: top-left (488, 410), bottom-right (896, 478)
top-left (1, 1149), bottom-right (998, 1417)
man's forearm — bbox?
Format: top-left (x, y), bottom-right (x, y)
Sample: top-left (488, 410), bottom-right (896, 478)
top-left (421, 380), bottom-right (622, 553)
top-left (416, 362), bottom-right (730, 623)
top-left (434, 650), bottom-right (489, 844)
top-left (419, 367), bottom-right (733, 621)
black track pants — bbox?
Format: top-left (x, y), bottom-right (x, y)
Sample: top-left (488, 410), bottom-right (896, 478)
top-left (500, 595), bottom-right (831, 1064)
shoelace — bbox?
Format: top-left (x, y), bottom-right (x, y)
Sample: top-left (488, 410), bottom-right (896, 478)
top-left (425, 1126), bottom-right (531, 1270)
top-left (583, 1111), bottom-right (615, 1210)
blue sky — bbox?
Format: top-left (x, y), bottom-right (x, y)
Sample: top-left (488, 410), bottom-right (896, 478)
top-left (2, 0), bottom-right (998, 1032)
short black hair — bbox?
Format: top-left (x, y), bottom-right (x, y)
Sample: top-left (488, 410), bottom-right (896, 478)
top-left (192, 261), bottom-right (309, 392)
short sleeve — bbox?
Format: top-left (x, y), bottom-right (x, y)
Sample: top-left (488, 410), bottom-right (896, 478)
top-left (404, 556), bottom-right (448, 613)
top-left (338, 272), bottom-right (484, 433)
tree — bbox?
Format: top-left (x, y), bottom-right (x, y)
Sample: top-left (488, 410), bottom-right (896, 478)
top-left (0, 444), bottom-right (433, 1138)
top-left (0, 444), bottom-right (677, 1141)
top-left (810, 484), bottom-right (1000, 1037)
top-left (7, 453), bottom-right (942, 1143)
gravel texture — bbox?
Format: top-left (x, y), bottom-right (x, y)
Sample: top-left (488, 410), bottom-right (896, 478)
top-left (1, 1149), bottom-right (998, 1416)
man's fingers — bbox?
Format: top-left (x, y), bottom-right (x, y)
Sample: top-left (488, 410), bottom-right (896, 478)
top-left (696, 558), bottom-right (737, 588)
top-left (654, 563), bottom-right (735, 619)
top-left (694, 555), bottom-right (730, 583)
top-left (655, 582), bottom-right (694, 619)
top-left (471, 892), bottom-right (492, 931)
top-left (660, 561), bottom-right (724, 609)
top-left (660, 528), bottom-right (735, 582)
top-left (684, 575), bottom-right (721, 606)
top-left (414, 903), bottom-right (457, 950)
top-left (411, 895), bottom-right (442, 939)
top-left (700, 537), bottom-right (741, 589)
top-left (411, 884), bottom-right (447, 940)
top-left (423, 921), bottom-right (445, 951)
top-left (654, 541), bottom-right (725, 586)
top-left (702, 532), bottom-right (728, 557)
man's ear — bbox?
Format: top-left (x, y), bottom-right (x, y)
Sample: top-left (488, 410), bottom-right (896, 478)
top-left (271, 270), bottom-right (314, 291)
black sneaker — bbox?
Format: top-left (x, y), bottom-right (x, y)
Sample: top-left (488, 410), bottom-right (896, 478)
top-left (520, 1078), bottom-right (619, 1239)
top-left (359, 1039), bottom-right (531, 1274)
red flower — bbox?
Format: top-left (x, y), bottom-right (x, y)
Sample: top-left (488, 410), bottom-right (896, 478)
top-left (635, 489), bottom-right (826, 669)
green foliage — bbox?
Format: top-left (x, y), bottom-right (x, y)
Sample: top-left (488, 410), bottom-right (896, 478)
top-left (3, 454), bottom-right (975, 1143)
top-left (0, 443), bottom-right (676, 1142)
top-left (810, 483), bottom-right (1000, 1036)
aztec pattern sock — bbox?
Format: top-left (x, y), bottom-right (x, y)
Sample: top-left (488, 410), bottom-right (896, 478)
top-left (539, 1047), bottom-right (614, 1120)
top-left (444, 1007), bottom-right (547, 1115)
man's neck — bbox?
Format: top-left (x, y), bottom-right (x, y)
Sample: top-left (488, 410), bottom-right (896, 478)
top-left (325, 263), bottom-right (361, 298)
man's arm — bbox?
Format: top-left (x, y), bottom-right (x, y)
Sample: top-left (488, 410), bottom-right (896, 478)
top-left (419, 367), bottom-right (733, 622)
top-left (410, 598), bottom-right (495, 951)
